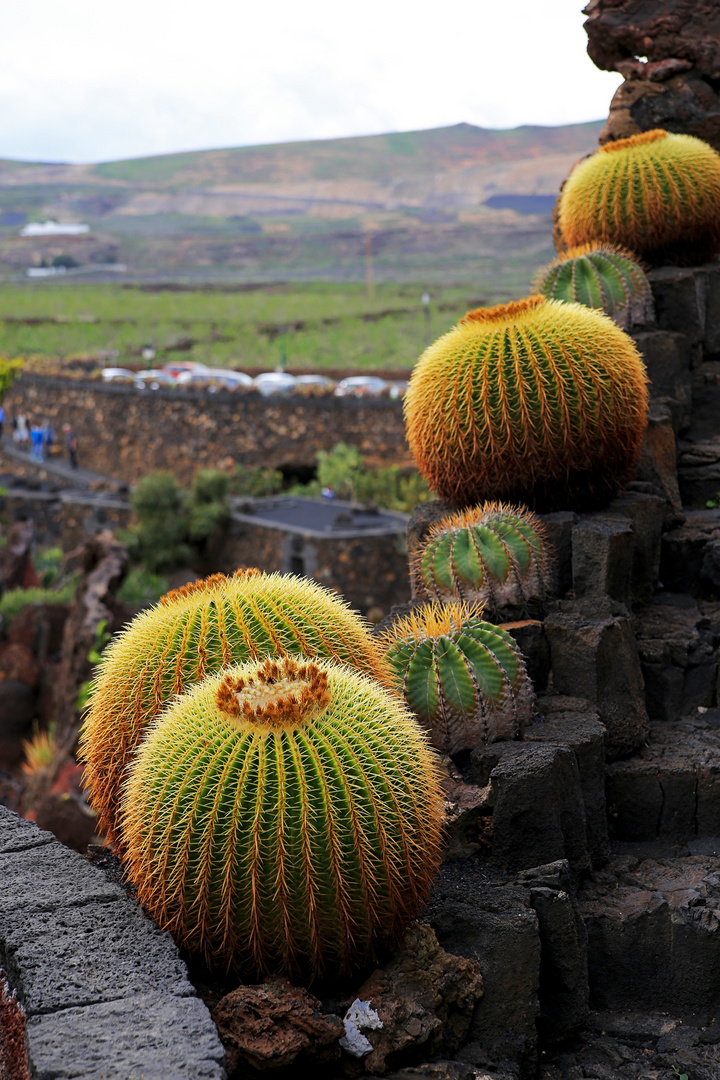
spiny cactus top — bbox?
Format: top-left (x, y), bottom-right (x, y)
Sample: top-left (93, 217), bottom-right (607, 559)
top-left (535, 242), bottom-right (654, 330)
top-left (416, 502), bottom-right (552, 618)
top-left (80, 569), bottom-right (391, 845)
top-left (557, 129), bottom-right (720, 266)
top-left (403, 295), bottom-right (649, 511)
top-left (121, 655), bottom-right (443, 978)
top-left (382, 603), bottom-right (533, 753)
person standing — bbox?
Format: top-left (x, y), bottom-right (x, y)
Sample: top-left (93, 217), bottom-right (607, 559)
top-left (0, 405), bottom-right (6, 440)
top-left (14, 412), bottom-right (29, 444)
top-left (63, 423), bottom-right (78, 469)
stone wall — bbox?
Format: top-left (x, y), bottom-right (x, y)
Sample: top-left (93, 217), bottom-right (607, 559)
top-left (3, 376), bottom-right (409, 487)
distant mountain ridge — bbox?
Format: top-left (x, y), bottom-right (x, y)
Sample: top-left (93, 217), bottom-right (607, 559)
top-left (0, 120), bottom-right (604, 283)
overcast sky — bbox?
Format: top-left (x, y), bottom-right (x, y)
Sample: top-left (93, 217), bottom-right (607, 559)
top-left (0, 1), bottom-right (621, 164)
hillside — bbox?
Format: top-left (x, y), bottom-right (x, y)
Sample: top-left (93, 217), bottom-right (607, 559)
top-left (0, 121), bottom-right (604, 284)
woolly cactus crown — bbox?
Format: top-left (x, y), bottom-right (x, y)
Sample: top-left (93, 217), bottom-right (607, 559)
top-left (557, 129), bottom-right (720, 266)
top-left (382, 602), bottom-right (534, 753)
top-left (80, 568), bottom-right (391, 845)
top-left (121, 654), bottom-right (443, 978)
top-left (403, 295), bottom-right (649, 510)
top-left (534, 242), bottom-right (654, 330)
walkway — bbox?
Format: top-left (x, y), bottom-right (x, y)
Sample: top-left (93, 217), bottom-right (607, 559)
top-left (0, 438), bottom-right (124, 492)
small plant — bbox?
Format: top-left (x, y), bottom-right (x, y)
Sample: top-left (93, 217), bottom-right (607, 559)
top-left (382, 603), bottom-right (534, 753)
top-left (21, 722), bottom-right (58, 776)
top-left (557, 129), bottom-right (720, 266)
top-left (126, 471), bottom-right (192, 572)
top-left (404, 295), bottom-right (649, 510)
top-left (534, 242), bottom-right (654, 329)
top-left (121, 655), bottom-right (443, 978)
top-left (0, 580), bottom-right (77, 626)
top-left (34, 546), bottom-right (64, 588)
top-left (116, 566), bottom-right (170, 609)
top-left (417, 502), bottom-right (552, 619)
top-left (81, 569), bottom-right (392, 845)
top-left (233, 465), bottom-right (284, 498)
top-left (187, 468), bottom-right (230, 542)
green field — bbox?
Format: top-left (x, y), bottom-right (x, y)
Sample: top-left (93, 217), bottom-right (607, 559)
top-left (0, 279), bottom-right (537, 373)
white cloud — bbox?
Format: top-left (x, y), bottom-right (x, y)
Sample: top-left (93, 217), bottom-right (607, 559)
top-left (0, 0), bottom-right (621, 162)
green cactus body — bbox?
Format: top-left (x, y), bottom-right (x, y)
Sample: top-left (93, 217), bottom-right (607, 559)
top-left (404, 295), bottom-right (649, 510)
top-left (535, 243), bottom-right (654, 330)
top-left (121, 655), bottom-right (443, 978)
top-left (558, 129), bottom-right (720, 266)
top-left (417, 503), bottom-right (551, 618)
top-left (80, 570), bottom-right (391, 846)
top-left (382, 604), bottom-right (534, 753)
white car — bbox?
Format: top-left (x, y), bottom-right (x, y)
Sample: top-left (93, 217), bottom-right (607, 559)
top-left (334, 376), bottom-right (388, 397)
top-left (101, 367), bottom-right (136, 382)
top-left (253, 371), bottom-right (297, 396)
top-left (134, 370), bottom-right (177, 390)
top-left (177, 368), bottom-right (253, 389)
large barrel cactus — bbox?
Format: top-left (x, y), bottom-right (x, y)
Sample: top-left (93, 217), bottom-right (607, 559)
top-left (535, 242), bottom-right (654, 330)
top-left (403, 295), bottom-right (649, 510)
top-left (382, 603), bottom-right (534, 753)
top-left (80, 570), bottom-right (391, 845)
top-left (557, 129), bottom-right (720, 266)
top-left (417, 503), bottom-right (551, 619)
top-left (121, 655), bottom-right (443, 978)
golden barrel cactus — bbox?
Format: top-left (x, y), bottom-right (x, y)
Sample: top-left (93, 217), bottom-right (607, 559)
top-left (80, 570), bottom-right (391, 845)
top-left (121, 655), bottom-right (443, 978)
top-left (557, 129), bottom-right (720, 266)
top-left (416, 502), bottom-right (551, 619)
top-left (382, 603), bottom-right (534, 753)
top-left (403, 295), bottom-right (649, 510)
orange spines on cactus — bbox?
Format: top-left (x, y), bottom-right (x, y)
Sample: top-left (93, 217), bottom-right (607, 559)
top-left (557, 129), bottom-right (720, 266)
top-left (121, 656), bottom-right (443, 978)
top-left (403, 295), bottom-right (649, 510)
top-left (80, 570), bottom-right (391, 846)
top-left (416, 502), bottom-right (552, 618)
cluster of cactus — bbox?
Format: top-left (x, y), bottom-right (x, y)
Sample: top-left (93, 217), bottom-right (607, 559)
top-left (535, 242), bottom-right (654, 330)
top-left (403, 294), bottom-right (649, 510)
top-left (80, 569), bottom-right (392, 846)
top-left (557, 129), bottom-right (720, 267)
top-left (416, 502), bottom-right (551, 619)
top-left (121, 654), bottom-right (443, 978)
top-left (381, 603), bottom-right (534, 754)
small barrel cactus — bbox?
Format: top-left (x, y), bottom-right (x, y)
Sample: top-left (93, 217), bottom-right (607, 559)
top-left (535, 242), bottom-right (654, 330)
top-left (557, 129), bottom-right (720, 266)
top-left (417, 503), bottom-right (552, 618)
top-left (381, 603), bottom-right (534, 753)
top-left (121, 655), bottom-right (443, 978)
top-left (80, 569), bottom-right (391, 845)
top-left (403, 294), bottom-right (649, 510)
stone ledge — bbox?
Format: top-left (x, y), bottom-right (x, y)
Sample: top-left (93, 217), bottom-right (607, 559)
top-left (0, 805), bottom-right (225, 1079)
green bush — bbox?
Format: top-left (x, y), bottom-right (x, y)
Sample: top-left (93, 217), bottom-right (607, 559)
top-left (128, 472), bottom-right (192, 572)
top-left (0, 580), bottom-right (77, 625)
top-left (116, 567), bottom-right (170, 609)
top-left (34, 546), bottom-right (64, 588)
top-left (188, 469), bottom-right (230, 542)
top-left (232, 465), bottom-right (284, 497)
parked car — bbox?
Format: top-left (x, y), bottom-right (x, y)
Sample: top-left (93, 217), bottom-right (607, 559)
top-left (177, 368), bottom-right (253, 390)
top-left (134, 370), bottom-right (177, 390)
top-left (101, 367), bottom-right (136, 382)
top-left (294, 374), bottom-right (335, 395)
top-left (161, 362), bottom-right (208, 379)
top-left (388, 380), bottom-right (409, 399)
top-left (253, 371), bottom-right (298, 396)
top-left (334, 376), bottom-right (388, 397)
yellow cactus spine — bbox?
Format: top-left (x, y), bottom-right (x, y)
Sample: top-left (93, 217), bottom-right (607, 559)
top-left (403, 295), bottom-right (649, 511)
top-left (558, 129), bottom-right (720, 266)
top-left (381, 603), bottom-right (534, 753)
top-left (121, 655), bottom-right (443, 978)
top-left (80, 569), bottom-right (391, 846)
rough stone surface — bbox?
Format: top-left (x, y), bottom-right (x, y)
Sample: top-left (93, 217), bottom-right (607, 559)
top-left (605, 491), bottom-right (666, 608)
top-left (581, 851), bottom-right (720, 1013)
top-left (0, 681), bottom-right (36, 770)
top-left (537, 511), bottom-right (575, 599)
top-left (26, 994), bottom-right (225, 1080)
top-left (0, 805), bottom-right (224, 1079)
top-left (525, 698), bottom-right (609, 868)
top-left (353, 923), bottom-right (484, 1075)
top-left (438, 757), bottom-right (493, 861)
top-left (571, 513), bottom-right (633, 607)
top-left (636, 594), bottom-right (718, 722)
top-left (606, 717), bottom-right (720, 841)
top-left (632, 401), bottom-right (683, 522)
top-left (423, 861), bottom-right (540, 1079)
top-left (648, 265), bottom-right (710, 346)
top-left (500, 620), bottom-right (550, 693)
top-left (517, 861), bottom-right (589, 1045)
top-left (660, 509), bottom-right (720, 596)
top-left (633, 329), bottom-right (693, 431)
top-left (544, 602), bottom-right (649, 761)
top-left (211, 978), bottom-right (342, 1073)
top-left (470, 742), bottom-right (590, 877)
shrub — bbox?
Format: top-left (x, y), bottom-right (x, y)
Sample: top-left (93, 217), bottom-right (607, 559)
top-left (128, 471), bottom-right (191, 572)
